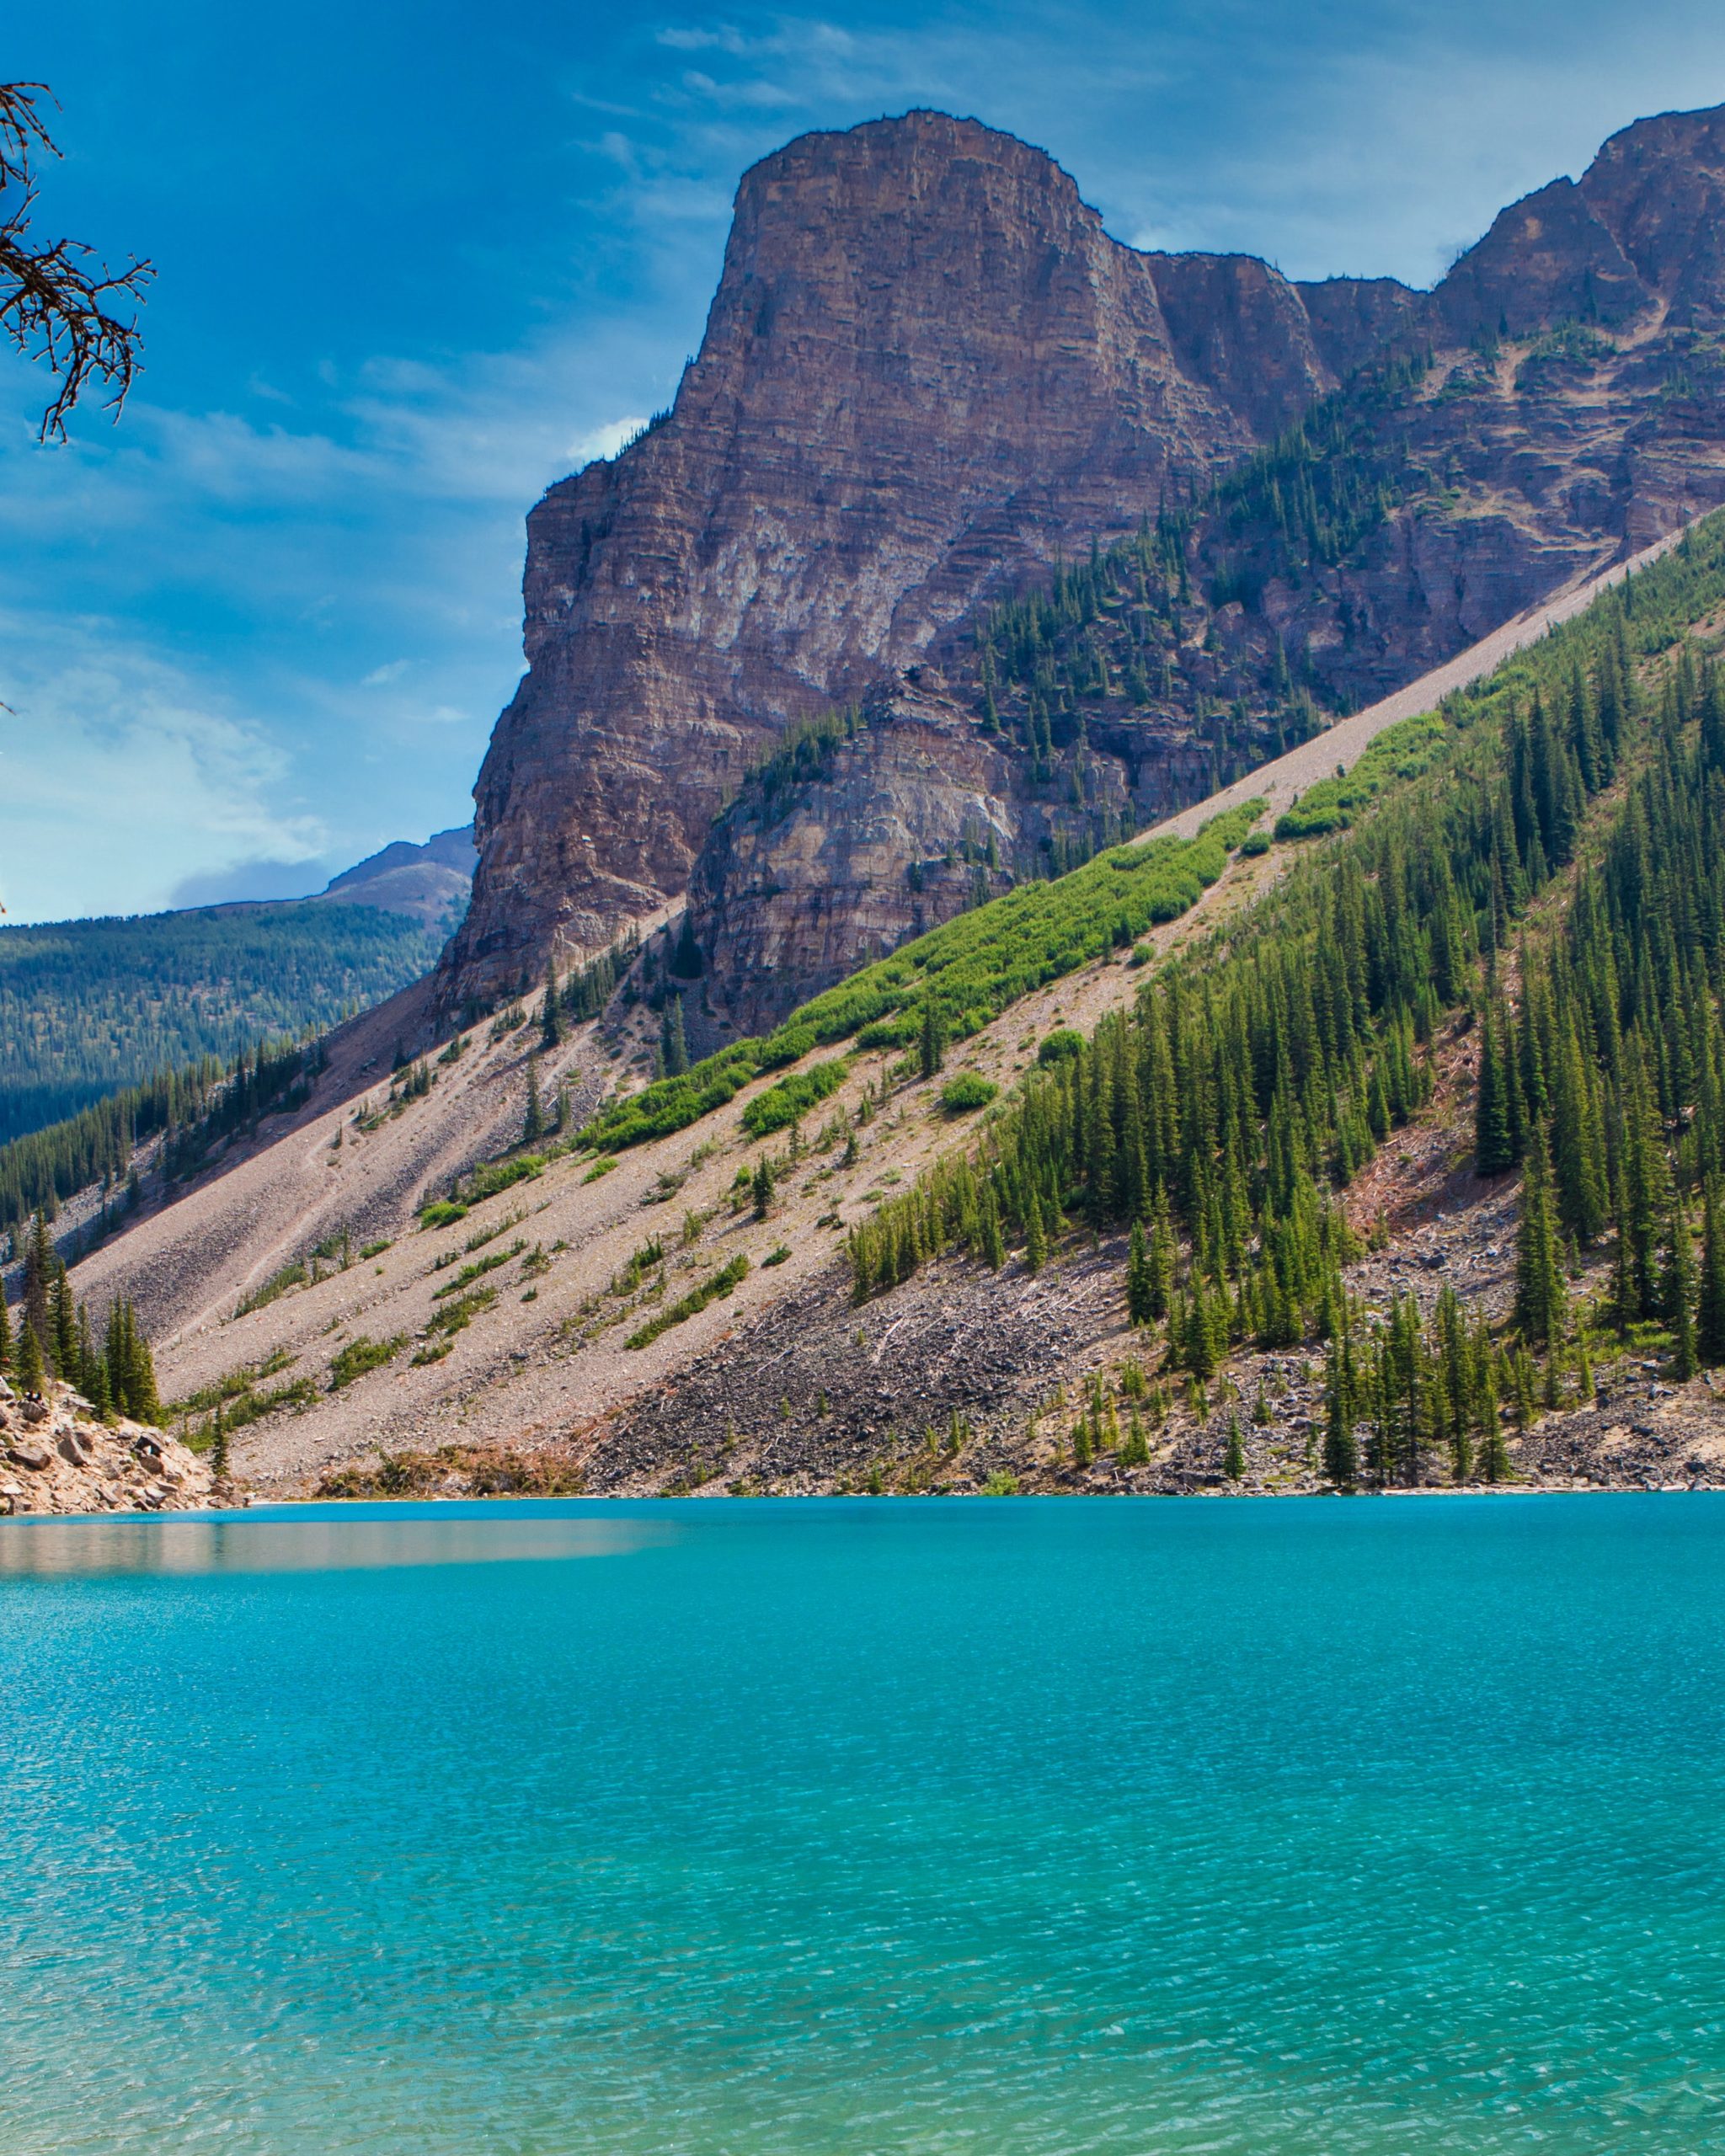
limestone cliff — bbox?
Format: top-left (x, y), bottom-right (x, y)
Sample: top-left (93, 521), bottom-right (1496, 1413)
top-left (445, 102), bottom-right (1725, 1012)
top-left (684, 673), bottom-right (1153, 1035)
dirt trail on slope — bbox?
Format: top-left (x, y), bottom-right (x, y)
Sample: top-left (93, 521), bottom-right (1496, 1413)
top-left (1151, 521), bottom-right (1690, 843)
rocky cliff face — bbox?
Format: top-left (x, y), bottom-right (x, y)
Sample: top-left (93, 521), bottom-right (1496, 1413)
top-left (445, 102), bottom-right (1725, 1016)
top-left (685, 673), bottom-right (1153, 1035)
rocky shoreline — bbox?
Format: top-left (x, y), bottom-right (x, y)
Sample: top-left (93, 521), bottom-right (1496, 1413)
top-left (0, 1377), bottom-right (216, 1517)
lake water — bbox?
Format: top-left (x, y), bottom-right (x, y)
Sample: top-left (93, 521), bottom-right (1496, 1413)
top-left (3, 1495), bottom-right (1723, 2153)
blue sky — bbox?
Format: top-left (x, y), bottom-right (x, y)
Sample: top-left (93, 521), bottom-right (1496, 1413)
top-left (3, 0), bottom-right (1724, 922)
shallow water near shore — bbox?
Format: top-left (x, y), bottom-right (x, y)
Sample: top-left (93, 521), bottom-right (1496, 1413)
top-left (4, 1494), bottom-right (1724, 2153)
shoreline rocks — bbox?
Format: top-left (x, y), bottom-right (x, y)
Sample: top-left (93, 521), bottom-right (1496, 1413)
top-left (0, 1377), bottom-right (218, 1518)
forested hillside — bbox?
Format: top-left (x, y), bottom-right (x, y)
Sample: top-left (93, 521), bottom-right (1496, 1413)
top-left (0, 902), bottom-right (444, 1145)
top-left (962, 354), bottom-right (1434, 788)
top-left (848, 513), bottom-right (1725, 1484)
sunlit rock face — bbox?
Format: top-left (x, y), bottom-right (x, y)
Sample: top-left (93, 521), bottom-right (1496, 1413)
top-left (444, 104), bottom-right (1725, 1009)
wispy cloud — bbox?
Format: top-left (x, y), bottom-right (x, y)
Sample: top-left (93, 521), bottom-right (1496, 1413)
top-left (0, 615), bottom-right (327, 921)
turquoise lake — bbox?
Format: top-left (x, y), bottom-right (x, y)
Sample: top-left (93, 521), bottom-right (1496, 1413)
top-left (3, 1496), bottom-right (1723, 2153)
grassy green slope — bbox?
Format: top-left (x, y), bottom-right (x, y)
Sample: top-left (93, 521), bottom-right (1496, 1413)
top-left (579, 802), bottom-right (1264, 1155)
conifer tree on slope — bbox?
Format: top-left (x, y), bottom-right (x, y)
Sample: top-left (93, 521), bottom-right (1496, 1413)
top-left (1513, 1134), bottom-right (1566, 1349)
top-left (15, 1315), bottom-right (45, 1396)
top-left (1698, 1183), bottom-right (1725, 1368)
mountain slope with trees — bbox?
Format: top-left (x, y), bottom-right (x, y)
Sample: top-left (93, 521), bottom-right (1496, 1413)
top-left (36, 515), bottom-right (1725, 1508)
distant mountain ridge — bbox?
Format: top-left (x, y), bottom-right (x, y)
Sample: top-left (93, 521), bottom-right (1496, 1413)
top-left (444, 102), bottom-right (1725, 1017)
top-left (318, 825), bottom-right (476, 927)
top-left (0, 825), bottom-right (474, 1148)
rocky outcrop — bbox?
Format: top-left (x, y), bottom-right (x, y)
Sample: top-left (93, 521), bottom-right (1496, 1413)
top-left (445, 102), bottom-right (1725, 1010)
top-left (0, 1377), bottom-right (216, 1517)
top-left (685, 674), bottom-right (1152, 1033)
top-left (446, 111), bottom-right (1343, 999)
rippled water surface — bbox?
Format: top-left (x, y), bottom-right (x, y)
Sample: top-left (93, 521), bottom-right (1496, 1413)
top-left (4, 1496), bottom-right (1724, 2154)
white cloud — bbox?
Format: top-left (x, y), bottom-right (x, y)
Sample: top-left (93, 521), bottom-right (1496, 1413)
top-left (0, 617), bottom-right (327, 922)
top-left (656, 26), bottom-right (749, 55)
top-left (570, 414), bottom-right (650, 465)
top-left (361, 659), bottom-right (412, 686)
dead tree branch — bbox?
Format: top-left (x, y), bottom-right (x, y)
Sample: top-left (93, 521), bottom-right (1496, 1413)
top-left (0, 81), bottom-right (152, 440)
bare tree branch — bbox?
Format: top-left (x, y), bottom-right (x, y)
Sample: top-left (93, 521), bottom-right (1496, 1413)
top-left (0, 81), bottom-right (152, 440)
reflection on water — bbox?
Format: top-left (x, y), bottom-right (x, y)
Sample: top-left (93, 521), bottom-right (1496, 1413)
top-left (0, 1508), bottom-right (677, 1579)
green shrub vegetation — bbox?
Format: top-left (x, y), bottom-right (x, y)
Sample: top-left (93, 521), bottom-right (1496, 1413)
top-left (422, 1287), bottom-right (497, 1340)
top-left (233, 1257), bottom-right (309, 1317)
top-left (941, 1073), bottom-right (999, 1113)
top-left (431, 1240), bottom-right (525, 1298)
top-left (580, 804), bottom-right (1261, 1155)
top-left (1037, 1028), bottom-right (1085, 1066)
top-left (846, 511), bottom-right (1725, 1485)
top-left (741, 1057), bottom-right (852, 1136)
top-left (456, 1155), bottom-right (544, 1206)
top-left (625, 1254), bottom-right (750, 1350)
top-left (1273, 709), bottom-right (1450, 839)
top-left (328, 1334), bottom-right (406, 1390)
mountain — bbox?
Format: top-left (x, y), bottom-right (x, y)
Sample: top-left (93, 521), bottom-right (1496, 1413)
top-left (51, 514), bottom-right (1725, 1508)
top-left (0, 827), bottom-right (473, 1150)
top-left (317, 825), bottom-right (477, 927)
top-left (445, 104), bottom-right (1725, 1016)
top-left (20, 103), bottom-right (1725, 1520)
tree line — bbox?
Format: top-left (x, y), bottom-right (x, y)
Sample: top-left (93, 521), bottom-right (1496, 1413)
top-left (848, 512), bottom-right (1725, 1484)
top-left (0, 1210), bottom-right (160, 1419)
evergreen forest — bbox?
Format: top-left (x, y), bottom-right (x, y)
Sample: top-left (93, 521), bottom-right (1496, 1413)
top-left (0, 899), bottom-right (444, 1145)
top-left (847, 510), bottom-right (1725, 1484)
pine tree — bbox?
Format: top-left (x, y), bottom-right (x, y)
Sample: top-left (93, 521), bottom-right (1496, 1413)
top-left (75, 1303), bottom-right (99, 1401)
top-left (23, 1210), bottom-right (52, 1355)
top-left (0, 1291), bottom-right (10, 1374)
top-left (661, 995), bottom-right (689, 1079)
top-left (1023, 1195), bottom-right (1047, 1274)
top-left (1124, 1219), bottom-right (1156, 1325)
top-left (752, 1155), bottom-right (775, 1220)
top-left (211, 1398), bottom-right (229, 1482)
top-left (1619, 1050), bottom-right (1669, 1322)
top-left (1551, 1027), bottom-right (1607, 1244)
top-left (541, 960), bottom-right (564, 1049)
top-left (522, 1060), bottom-right (545, 1145)
top-left (127, 1307), bottom-right (161, 1425)
top-left (1513, 1133), bottom-right (1565, 1348)
top-left (1474, 1010), bottom-right (1514, 1176)
top-left (918, 997), bottom-right (947, 1081)
top-left (1698, 1183), bottom-right (1725, 1366)
top-left (1664, 1202), bottom-right (1699, 1380)
top-left (1147, 1198), bottom-right (1174, 1320)
top-left (1478, 1406), bottom-right (1511, 1484)
top-left (51, 1262), bottom-right (77, 1384)
top-left (104, 1299), bottom-right (161, 1423)
top-left (1224, 1416), bottom-right (1245, 1481)
top-left (1182, 1280), bottom-right (1215, 1380)
top-left (15, 1317), bottom-right (45, 1396)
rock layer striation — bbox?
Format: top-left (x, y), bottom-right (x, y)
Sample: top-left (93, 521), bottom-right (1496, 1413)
top-left (446, 104), bottom-right (1725, 1010)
